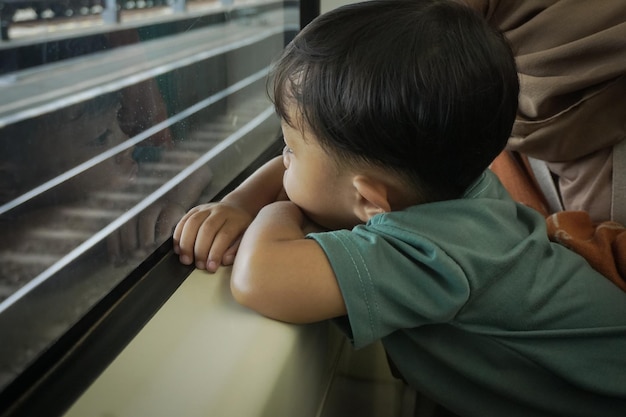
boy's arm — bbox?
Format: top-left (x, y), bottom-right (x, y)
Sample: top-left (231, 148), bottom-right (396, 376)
top-left (220, 155), bottom-right (288, 215)
top-left (231, 201), bottom-right (347, 324)
top-left (173, 156), bottom-right (286, 271)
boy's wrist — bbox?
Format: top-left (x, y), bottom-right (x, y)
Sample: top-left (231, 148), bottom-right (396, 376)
top-left (221, 185), bottom-right (288, 219)
top-left (220, 191), bottom-right (260, 218)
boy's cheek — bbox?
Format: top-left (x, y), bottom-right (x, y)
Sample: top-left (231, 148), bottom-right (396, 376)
top-left (281, 171), bottom-right (296, 203)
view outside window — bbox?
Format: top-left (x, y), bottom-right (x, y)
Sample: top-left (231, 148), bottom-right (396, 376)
top-left (0, 0), bottom-right (297, 395)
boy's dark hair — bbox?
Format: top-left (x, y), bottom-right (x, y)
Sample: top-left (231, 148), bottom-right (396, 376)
top-left (271, 0), bottom-right (519, 200)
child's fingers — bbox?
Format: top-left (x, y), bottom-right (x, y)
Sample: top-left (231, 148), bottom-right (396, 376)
top-left (173, 205), bottom-right (219, 261)
top-left (175, 213), bottom-right (215, 266)
top-left (172, 205), bottom-right (202, 250)
top-left (207, 223), bottom-right (243, 271)
top-left (120, 219), bottom-right (139, 253)
top-left (106, 232), bottom-right (123, 264)
top-left (173, 203), bottom-right (252, 270)
top-left (186, 216), bottom-right (224, 269)
top-left (138, 205), bottom-right (161, 247)
top-left (221, 237), bottom-right (242, 266)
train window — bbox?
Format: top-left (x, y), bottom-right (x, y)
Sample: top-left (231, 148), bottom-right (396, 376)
top-left (0, 0), bottom-right (300, 409)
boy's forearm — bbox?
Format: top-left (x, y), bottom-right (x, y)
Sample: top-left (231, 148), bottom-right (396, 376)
top-left (231, 202), bottom-right (306, 313)
top-left (231, 201), bottom-right (346, 323)
top-left (221, 156), bottom-right (286, 216)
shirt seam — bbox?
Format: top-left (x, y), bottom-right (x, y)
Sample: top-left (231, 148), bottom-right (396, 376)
top-left (334, 233), bottom-right (380, 342)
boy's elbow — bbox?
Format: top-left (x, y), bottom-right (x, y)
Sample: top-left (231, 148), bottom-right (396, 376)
top-left (229, 255), bottom-right (305, 324)
top-left (230, 262), bottom-right (259, 311)
top-left (230, 256), bottom-right (277, 319)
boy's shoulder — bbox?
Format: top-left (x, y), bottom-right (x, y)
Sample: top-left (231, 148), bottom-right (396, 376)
top-left (370, 169), bottom-right (518, 231)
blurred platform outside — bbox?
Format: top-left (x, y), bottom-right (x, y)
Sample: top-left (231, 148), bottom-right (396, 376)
top-left (3, 0), bottom-right (265, 43)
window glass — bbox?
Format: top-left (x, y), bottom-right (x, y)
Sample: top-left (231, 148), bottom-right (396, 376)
top-left (0, 0), bottom-right (298, 393)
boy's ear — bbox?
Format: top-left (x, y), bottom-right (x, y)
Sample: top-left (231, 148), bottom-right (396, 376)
top-left (352, 175), bottom-right (392, 222)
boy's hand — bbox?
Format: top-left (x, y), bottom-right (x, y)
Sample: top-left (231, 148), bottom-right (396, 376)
top-left (173, 202), bottom-right (254, 272)
top-left (106, 165), bottom-right (212, 265)
top-left (173, 156), bottom-right (287, 271)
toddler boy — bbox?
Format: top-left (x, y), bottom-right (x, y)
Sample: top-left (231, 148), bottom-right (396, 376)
top-left (174, 1), bottom-right (626, 415)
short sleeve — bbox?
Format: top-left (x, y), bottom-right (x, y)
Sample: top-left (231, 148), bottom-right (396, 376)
top-left (309, 226), bottom-right (471, 349)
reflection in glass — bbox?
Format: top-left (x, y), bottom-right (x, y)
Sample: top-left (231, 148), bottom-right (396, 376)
top-left (0, 0), bottom-right (297, 394)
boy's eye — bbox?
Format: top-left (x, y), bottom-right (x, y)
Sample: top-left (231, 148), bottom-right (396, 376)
top-left (283, 145), bottom-right (293, 154)
top-left (91, 129), bottom-right (111, 147)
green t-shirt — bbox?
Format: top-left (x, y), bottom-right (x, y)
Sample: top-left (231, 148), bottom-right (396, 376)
top-left (309, 170), bottom-right (626, 417)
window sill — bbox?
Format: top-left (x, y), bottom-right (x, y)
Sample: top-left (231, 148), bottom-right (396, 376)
top-left (63, 266), bottom-right (341, 417)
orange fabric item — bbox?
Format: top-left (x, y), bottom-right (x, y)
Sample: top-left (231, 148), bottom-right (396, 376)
top-left (546, 212), bottom-right (626, 291)
top-left (491, 151), bottom-right (626, 291)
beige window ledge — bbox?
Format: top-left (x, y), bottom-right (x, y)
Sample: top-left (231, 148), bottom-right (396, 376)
top-left (64, 267), bottom-right (340, 417)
